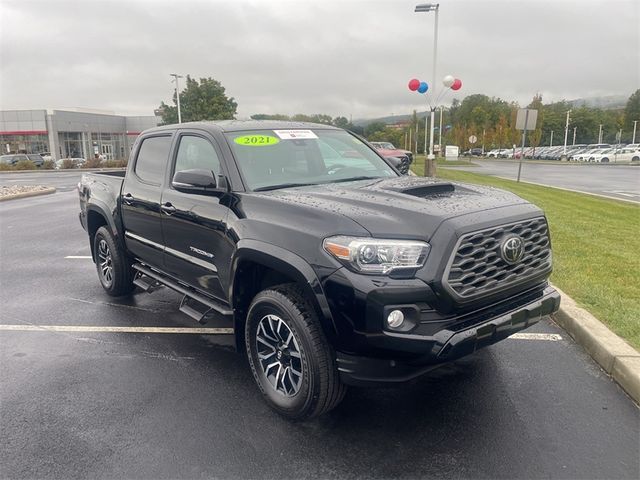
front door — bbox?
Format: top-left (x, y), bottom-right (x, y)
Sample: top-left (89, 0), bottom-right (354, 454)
top-left (121, 133), bottom-right (173, 268)
top-left (160, 132), bottom-right (232, 302)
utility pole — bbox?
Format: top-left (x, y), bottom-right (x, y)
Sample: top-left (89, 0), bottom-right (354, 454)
top-left (424, 116), bottom-right (428, 156)
top-left (562, 109), bottom-right (571, 158)
top-left (170, 73), bottom-right (183, 124)
top-left (438, 106), bottom-right (444, 156)
top-left (415, 3), bottom-right (440, 177)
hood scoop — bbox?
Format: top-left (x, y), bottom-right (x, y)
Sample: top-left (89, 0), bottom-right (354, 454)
top-left (384, 182), bottom-right (456, 198)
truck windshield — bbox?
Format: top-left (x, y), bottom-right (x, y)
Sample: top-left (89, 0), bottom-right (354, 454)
top-left (225, 129), bottom-right (397, 191)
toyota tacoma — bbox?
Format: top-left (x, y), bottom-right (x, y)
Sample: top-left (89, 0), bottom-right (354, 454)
top-left (78, 121), bottom-right (560, 419)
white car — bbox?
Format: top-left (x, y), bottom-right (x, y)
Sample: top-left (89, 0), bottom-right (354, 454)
top-left (591, 148), bottom-right (640, 163)
top-left (573, 148), bottom-right (608, 162)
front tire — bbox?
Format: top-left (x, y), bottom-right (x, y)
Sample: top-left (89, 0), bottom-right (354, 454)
top-left (245, 285), bottom-right (346, 420)
top-left (93, 226), bottom-right (135, 296)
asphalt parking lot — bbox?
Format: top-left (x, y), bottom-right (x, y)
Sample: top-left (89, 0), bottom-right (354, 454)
top-left (1, 175), bottom-right (639, 479)
top-left (445, 160), bottom-right (640, 203)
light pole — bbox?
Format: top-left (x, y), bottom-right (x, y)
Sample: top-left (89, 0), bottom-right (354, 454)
top-left (562, 109), bottom-right (571, 158)
top-left (170, 73), bottom-right (183, 124)
top-left (415, 3), bottom-right (439, 177)
top-left (633, 120), bottom-right (638, 144)
top-left (572, 126), bottom-right (577, 145)
top-left (549, 130), bottom-right (553, 147)
top-left (598, 124), bottom-right (603, 143)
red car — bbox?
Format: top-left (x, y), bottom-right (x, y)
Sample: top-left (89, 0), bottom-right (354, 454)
top-left (370, 142), bottom-right (413, 163)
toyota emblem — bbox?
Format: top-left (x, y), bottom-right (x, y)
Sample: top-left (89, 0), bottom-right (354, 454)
top-left (501, 234), bottom-right (525, 264)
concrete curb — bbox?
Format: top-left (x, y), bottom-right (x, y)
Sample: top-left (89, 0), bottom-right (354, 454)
top-left (0, 168), bottom-right (125, 175)
top-left (0, 187), bottom-right (57, 202)
top-left (552, 285), bottom-right (640, 404)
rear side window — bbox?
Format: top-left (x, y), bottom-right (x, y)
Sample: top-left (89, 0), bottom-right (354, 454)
top-left (135, 135), bottom-right (172, 184)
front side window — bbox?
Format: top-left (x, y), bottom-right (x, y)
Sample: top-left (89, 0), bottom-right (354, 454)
top-left (134, 135), bottom-right (172, 184)
top-left (225, 129), bottom-right (397, 191)
top-left (174, 135), bottom-right (221, 175)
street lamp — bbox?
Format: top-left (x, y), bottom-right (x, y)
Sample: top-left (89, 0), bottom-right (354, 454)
top-left (170, 73), bottom-right (184, 124)
top-left (598, 124), bottom-right (603, 143)
top-left (562, 109), bottom-right (571, 158)
top-left (633, 120), bottom-right (638, 144)
top-left (415, 3), bottom-right (439, 177)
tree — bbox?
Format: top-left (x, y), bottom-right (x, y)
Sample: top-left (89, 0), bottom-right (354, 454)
top-left (158, 75), bottom-right (237, 124)
top-left (527, 94), bottom-right (544, 155)
top-left (623, 89), bottom-right (640, 142)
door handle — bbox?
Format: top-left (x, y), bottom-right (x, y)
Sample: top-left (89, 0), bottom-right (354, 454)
top-left (160, 202), bottom-right (177, 215)
top-left (123, 193), bottom-right (134, 205)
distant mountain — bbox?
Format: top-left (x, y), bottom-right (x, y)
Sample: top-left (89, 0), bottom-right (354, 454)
top-left (353, 112), bottom-right (429, 127)
top-left (568, 95), bottom-right (628, 110)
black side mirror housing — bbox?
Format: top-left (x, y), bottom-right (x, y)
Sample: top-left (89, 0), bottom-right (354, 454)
top-left (385, 156), bottom-right (409, 175)
top-left (172, 169), bottom-right (227, 195)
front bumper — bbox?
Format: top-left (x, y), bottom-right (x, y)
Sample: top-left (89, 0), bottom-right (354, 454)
top-left (336, 286), bottom-right (560, 386)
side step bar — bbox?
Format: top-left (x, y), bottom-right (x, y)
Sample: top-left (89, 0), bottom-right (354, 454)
top-left (132, 263), bottom-right (233, 326)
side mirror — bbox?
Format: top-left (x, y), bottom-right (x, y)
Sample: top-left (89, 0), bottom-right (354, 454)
top-left (172, 169), bottom-right (225, 195)
top-left (385, 156), bottom-right (409, 175)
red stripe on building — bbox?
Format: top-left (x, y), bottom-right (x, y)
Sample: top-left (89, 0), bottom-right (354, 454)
top-left (126, 131), bottom-right (142, 136)
top-left (0, 130), bottom-right (48, 135)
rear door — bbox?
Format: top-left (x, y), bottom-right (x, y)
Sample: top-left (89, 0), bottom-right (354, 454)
top-left (121, 133), bottom-right (174, 268)
top-left (160, 130), bottom-right (232, 301)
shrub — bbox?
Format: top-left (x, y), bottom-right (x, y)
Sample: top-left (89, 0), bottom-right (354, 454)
top-left (0, 163), bottom-right (13, 171)
top-left (14, 160), bottom-right (37, 170)
top-left (42, 160), bottom-right (55, 170)
top-left (104, 159), bottom-right (128, 168)
top-left (84, 157), bottom-right (102, 168)
top-left (61, 159), bottom-right (76, 169)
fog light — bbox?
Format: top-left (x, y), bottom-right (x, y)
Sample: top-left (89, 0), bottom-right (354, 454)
top-left (387, 309), bottom-right (404, 328)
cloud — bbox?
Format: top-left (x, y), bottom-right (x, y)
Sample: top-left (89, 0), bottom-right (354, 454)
top-left (1, 0), bottom-right (638, 118)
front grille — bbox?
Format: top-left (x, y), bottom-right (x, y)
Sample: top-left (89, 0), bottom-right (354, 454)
top-left (444, 217), bottom-right (551, 299)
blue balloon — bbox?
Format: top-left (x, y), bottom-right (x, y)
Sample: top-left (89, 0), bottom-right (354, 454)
top-left (417, 81), bottom-right (429, 93)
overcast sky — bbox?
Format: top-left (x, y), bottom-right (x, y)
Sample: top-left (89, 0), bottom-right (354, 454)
top-left (1, 0), bottom-right (638, 119)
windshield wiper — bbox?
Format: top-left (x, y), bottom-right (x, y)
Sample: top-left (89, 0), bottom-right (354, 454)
top-left (254, 182), bottom-right (318, 192)
top-left (329, 176), bottom-right (383, 184)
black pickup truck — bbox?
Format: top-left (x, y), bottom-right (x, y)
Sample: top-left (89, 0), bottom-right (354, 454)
top-left (78, 120), bottom-right (560, 419)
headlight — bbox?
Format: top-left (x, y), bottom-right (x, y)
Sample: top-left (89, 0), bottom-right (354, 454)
top-left (323, 236), bottom-right (430, 275)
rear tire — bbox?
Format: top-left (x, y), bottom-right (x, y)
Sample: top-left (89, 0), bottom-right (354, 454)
top-left (93, 226), bottom-right (135, 296)
top-left (245, 284), bottom-right (346, 420)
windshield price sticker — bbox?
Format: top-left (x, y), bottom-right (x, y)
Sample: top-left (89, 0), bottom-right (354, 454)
top-left (234, 135), bottom-right (280, 146)
top-left (273, 129), bottom-right (318, 140)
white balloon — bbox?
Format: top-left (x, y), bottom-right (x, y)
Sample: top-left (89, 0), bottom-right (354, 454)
top-left (443, 75), bottom-right (455, 88)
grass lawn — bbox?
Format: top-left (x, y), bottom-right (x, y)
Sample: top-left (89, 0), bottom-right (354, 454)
top-left (412, 154), bottom-right (477, 167)
top-left (411, 163), bottom-right (640, 350)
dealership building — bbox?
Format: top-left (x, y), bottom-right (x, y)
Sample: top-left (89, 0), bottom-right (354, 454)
top-left (0, 109), bottom-right (160, 161)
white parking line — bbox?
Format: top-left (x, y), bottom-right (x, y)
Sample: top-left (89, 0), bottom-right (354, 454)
top-left (65, 255), bottom-right (92, 259)
top-left (509, 332), bottom-right (562, 341)
top-left (0, 325), bottom-right (233, 334)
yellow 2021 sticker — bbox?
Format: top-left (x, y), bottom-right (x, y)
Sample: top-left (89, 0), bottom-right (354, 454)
top-left (234, 135), bottom-right (280, 146)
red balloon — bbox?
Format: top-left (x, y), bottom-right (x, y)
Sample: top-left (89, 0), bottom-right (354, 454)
top-left (451, 78), bottom-right (462, 91)
top-left (408, 78), bottom-right (420, 91)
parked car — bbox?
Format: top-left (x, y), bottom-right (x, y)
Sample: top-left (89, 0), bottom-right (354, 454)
top-left (369, 142), bottom-right (413, 163)
top-left (78, 121), bottom-right (560, 419)
top-left (590, 147), bottom-right (640, 163)
top-left (462, 147), bottom-right (483, 156)
top-left (486, 148), bottom-right (509, 158)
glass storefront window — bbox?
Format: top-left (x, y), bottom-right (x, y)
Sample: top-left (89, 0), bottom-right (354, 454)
top-left (0, 134), bottom-right (49, 154)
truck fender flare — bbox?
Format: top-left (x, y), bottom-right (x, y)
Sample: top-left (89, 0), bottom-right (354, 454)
top-left (86, 201), bottom-right (124, 254)
top-left (230, 239), bottom-right (337, 338)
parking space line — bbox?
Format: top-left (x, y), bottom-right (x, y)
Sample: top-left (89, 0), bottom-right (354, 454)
top-left (0, 325), bottom-right (233, 334)
top-left (509, 332), bottom-right (562, 341)
top-left (65, 255), bottom-right (92, 259)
